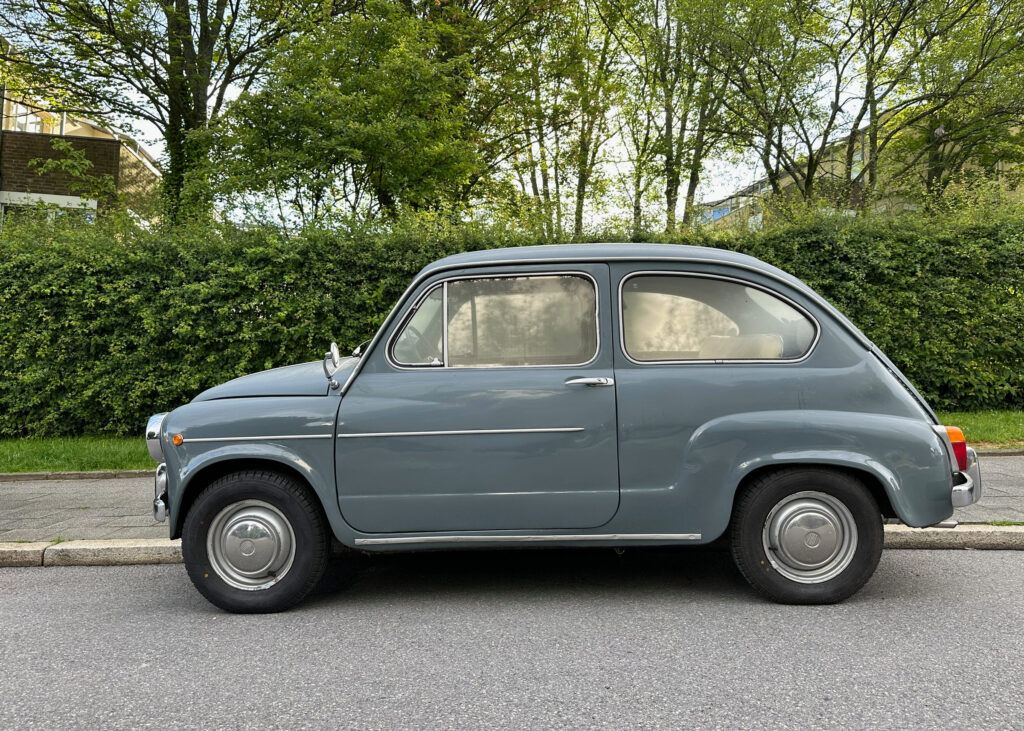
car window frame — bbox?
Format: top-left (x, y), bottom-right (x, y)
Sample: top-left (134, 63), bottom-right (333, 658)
top-left (387, 270), bottom-right (602, 371)
top-left (617, 270), bottom-right (821, 365)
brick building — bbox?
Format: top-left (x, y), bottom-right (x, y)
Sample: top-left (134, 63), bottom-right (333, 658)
top-left (0, 97), bottom-right (160, 222)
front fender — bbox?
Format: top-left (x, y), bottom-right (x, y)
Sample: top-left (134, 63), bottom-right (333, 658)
top-left (161, 396), bottom-right (344, 539)
top-left (168, 443), bottom-right (345, 538)
top-left (685, 410), bottom-right (953, 540)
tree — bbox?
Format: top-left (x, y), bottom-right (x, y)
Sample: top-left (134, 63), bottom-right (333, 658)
top-left (0, 0), bottom-right (333, 219)
top-left (212, 0), bottom-right (481, 228)
top-left (601, 0), bottom-right (731, 231)
top-left (708, 0), bottom-right (1024, 207)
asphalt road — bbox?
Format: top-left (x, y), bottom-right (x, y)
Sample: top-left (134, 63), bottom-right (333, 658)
top-left (2, 549), bottom-right (1022, 729)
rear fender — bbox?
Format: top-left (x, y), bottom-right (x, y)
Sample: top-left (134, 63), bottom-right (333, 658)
top-left (685, 410), bottom-right (953, 541)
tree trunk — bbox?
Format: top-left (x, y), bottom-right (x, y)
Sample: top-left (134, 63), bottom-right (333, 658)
top-left (573, 129), bottom-right (590, 239)
top-left (632, 166), bottom-right (644, 239)
top-left (680, 103), bottom-right (708, 227)
top-left (163, 9), bottom-right (190, 222)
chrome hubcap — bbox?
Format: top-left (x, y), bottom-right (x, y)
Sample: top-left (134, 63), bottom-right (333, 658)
top-left (762, 491), bottom-right (858, 584)
top-left (207, 500), bottom-right (295, 591)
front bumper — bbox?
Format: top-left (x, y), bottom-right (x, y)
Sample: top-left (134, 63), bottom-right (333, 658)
top-left (153, 463), bottom-right (168, 522)
top-left (951, 447), bottom-right (982, 508)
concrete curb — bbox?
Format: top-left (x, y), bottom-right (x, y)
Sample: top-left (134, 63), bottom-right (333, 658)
top-left (975, 449), bottom-right (1024, 456)
top-left (0, 539), bottom-right (181, 566)
top-left (884, 523), bottom-right (1024, 549)
top-left (0, 470), bottom-right (151, 482)
top-left (43, 539), bottom-right (182, 566)
top-left (0, 542), bottom-right (53, 567)
top-left (1, 526), bottom-right (1023, 567)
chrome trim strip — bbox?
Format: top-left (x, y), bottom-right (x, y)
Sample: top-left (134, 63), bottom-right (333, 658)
top-left (181, 434), bottom-right (333, 443)
top-left (617, 270), bottom-right (822, 366)
top-left (385, 270), bottom-right (602, 372)
top-left (341, 253), bottom-right (872, 395)
top-left (442, 280), bottom-right (449, 366)
top-left (338, 427), bottom-right (584, 439)
top-left (354, 532), bottom-right (702, 546)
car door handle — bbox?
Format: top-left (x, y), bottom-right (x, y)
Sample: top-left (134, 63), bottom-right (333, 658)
top-left (565, 376), bottom-right (615, 387)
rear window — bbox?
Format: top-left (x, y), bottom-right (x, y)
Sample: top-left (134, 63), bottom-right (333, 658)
top-left (621, 274), bottom-right (816, 362)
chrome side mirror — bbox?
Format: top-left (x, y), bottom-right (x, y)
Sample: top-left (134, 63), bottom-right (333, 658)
top-left (323, 342), bottom-right (341, 390)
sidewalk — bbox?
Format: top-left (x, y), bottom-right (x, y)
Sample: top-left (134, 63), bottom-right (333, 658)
top-left (1, 456), bottom-right (1022, 543)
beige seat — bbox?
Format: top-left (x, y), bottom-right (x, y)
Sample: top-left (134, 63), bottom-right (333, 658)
top-left (698, 334), bottom-right (784, 359)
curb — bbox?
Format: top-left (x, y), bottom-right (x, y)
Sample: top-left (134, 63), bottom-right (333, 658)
top-left (883, 523), bottom-right (1024, 549)
top-left (2, 526), bottom-right (1024, 567)
top-left (975, 449), bottom-right (1024, 456)
top-left (0, 539), bottom-right (181, 567)
top-left (0, 469), bottom-right (151, 482)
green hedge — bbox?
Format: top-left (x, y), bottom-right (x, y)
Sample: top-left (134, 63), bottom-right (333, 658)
top-left (1, 212), bottom-right (1021, 437)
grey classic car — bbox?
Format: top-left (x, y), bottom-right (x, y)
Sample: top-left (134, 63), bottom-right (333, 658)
top-left (146, 243), bottom-right (981, 612)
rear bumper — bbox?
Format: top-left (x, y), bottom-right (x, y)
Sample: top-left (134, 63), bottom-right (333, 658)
top-left (951, 447), bottom-right (982, 508)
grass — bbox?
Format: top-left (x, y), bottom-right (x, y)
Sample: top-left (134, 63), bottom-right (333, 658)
top-left (0, 410), bottom-right (1020, 473)
top-left (937, 410), bottom-right (1024, 448)
top-left (0, 437), bottom-right (151, 473)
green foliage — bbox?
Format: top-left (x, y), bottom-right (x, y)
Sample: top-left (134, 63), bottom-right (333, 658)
top-left (211, 0), bottom-right (482, 227)
top-left (936, 410), bottom-right (1024, 446)
top-left (0, 437), bottom-right (150, 472)
top-left (1, 209), bottom-right (1022, 437)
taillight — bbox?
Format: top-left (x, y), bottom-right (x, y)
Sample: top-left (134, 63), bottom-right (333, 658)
top-left (944, 426), bottom-right (968, 471)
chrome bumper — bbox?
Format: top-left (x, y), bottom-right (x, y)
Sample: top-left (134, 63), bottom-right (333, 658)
top-left (951, 447), bottom-right (982, 508)
top-left (153, 463), bottom-right (168, 522)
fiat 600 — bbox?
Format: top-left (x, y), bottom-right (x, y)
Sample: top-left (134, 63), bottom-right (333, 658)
top-left (145, 244), bottom-right (981, 612)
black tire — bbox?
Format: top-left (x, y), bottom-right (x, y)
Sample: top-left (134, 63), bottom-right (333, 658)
top-left (182, 470), bottom-right (330, 613)
top-left (730, 468), bottom-right (883, 604)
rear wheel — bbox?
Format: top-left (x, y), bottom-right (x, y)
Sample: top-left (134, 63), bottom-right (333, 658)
top-left (182, 470), bottom-right (330, 613)
top-left (731, 468), bottom-right (883, 604)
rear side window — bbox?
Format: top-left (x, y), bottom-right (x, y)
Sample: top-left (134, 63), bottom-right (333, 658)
top-left (621, 274), bottom-right (816, 362)
top-left (391, 273), bottom-right (598, 368)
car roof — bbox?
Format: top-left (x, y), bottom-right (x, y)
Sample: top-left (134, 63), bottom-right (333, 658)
top-left (424, 243), bottom-right (801, 288)
top-left (419, 243), bottom-right (872, 351)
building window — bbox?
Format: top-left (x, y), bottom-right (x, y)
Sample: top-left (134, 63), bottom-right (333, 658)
top-left (9, 103), bottom-right (47, 133)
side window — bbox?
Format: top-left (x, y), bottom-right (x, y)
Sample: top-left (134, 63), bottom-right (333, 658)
top-left (392, 286), bottom-right (444, 366)
top-left (391, 273), bottom-right (598, 368)
top-left (621, 274), bottom-right (816, 362)
top-left (447, 275), bottom-right (597, 367)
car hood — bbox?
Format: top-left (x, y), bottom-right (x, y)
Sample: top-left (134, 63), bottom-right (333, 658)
top-left (192, 358), bottom-right (357, 401)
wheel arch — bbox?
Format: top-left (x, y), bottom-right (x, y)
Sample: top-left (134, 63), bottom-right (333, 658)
top-left (171, 458), bottom-right (323, 539)
top-left (732, 462), bottom-right (898, 522)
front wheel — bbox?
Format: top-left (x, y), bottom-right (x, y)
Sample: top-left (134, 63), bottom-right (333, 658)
top-left (182, 470), bottom-right (330, 613)
top-left (731, 468), bottom-right (883, 604)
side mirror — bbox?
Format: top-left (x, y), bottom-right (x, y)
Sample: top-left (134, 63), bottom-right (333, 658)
top-left (323, 342), bottom-right (342, 390)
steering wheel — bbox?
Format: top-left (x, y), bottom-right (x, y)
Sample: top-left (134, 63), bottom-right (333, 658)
top-left (402, 324), bottom-right (437, 363)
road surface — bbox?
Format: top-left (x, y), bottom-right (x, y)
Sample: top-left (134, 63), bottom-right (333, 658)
top-left (1, 548), bottom-right (1021, 728)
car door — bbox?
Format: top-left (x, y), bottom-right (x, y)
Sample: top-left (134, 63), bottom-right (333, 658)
top-left (335, 264), bottom-right (620, 534)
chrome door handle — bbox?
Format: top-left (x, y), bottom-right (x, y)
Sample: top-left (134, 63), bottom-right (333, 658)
top-left (565, 376), bottom-right (615, 387)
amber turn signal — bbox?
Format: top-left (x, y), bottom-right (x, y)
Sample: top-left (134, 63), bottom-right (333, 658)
top-left (944, 426), bottom-right (968, 472)
top-left (172, 433), bottom-right (184, 446)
